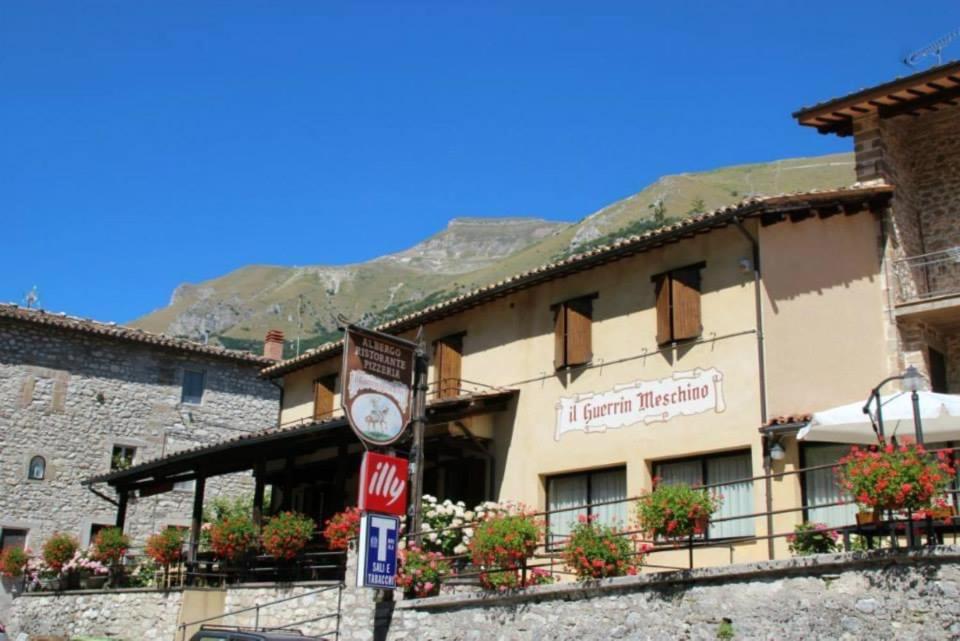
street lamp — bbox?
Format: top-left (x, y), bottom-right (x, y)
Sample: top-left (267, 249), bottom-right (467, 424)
top-left (862, 365), bottom-right (926, 445)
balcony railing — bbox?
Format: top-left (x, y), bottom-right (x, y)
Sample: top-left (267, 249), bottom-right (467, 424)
top-left (893, 247), bottom-right (960, 304)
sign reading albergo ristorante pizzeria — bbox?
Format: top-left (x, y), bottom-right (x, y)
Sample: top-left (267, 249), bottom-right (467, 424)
top-left (343, 325), bottom-right (416, 445)
top-left (555, 367), bottom-right (726, 440)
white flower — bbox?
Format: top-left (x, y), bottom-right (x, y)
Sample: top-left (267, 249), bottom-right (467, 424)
top-left (464, 511), bottom-right (475, 521)
top-left (454, 543), bottom-right (467, 555)
top-left (464, 528), bottom-right (474, 538)
top-left (427, 532), bottom-right (438, 542)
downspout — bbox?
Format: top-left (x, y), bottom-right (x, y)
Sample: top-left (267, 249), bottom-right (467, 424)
top-left (732, 216), bottom-right (774, 559)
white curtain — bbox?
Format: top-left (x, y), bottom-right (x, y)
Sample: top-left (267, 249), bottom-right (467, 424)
top-left (707, 454), bottom-right (754, 538)
top-left (548, 475), bottom-right (587, 547)
top-left (803, 445), bottom-right (857, 528)
top-left (591, 468), bottom-right (627, 528)
top-left (657, 460), bottom-right (702, 486)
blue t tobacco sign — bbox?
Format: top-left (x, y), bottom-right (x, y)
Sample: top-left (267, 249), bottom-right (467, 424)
top-left (356, 513), bottom-right (400, 589)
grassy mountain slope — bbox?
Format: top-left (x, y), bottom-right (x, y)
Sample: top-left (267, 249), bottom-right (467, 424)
top-left (132, 152), bottom-right (854, 355)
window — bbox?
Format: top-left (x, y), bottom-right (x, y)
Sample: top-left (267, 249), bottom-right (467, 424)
top-left (28, 455), bottom-right (46, 480)
top-left (930, 348), bottom-right (948, 393)
top-left (652, 263), bottom-right (704, 346)
top-left (547, 467), bottom-right (626, 548)
top-left (181, 369), bottom-right (205, 404)
top-left (801, 444), bottom-right (858, 528)
top-left (654, 450), bottom-right (754, 538)
top-left (111, 445), bottom-right (136, 471)
top-left (89, 523), bottom-right (110, 544)
top-left (552, 294), bottom-right (596, 370)
top-left (433, 334), bottom-right (464, 399)
top-left (0, 528), bottom-right (27, 552)
top-left (313, 374), bottom-right (337, 420)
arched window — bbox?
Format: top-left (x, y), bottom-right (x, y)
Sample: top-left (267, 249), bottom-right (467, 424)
top-left (28, 456), bottom-right (45, 481)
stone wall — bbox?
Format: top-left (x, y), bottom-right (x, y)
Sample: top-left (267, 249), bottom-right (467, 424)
top-left (377, 547), bottom-right (960, 641)
top-left (8, 588), bottom-right (184, 640)
top-left (219, 582), bottom-right (344, 637)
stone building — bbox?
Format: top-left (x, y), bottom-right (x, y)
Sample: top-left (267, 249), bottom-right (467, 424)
top-left (0, 303), bottom-right (280, 609)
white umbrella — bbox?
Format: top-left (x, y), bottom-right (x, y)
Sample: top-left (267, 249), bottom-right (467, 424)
top-left (797, 392), bottom-right (960, 444)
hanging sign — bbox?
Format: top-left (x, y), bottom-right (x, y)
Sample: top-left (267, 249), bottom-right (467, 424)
top-left (358, 451), bottom-right (409, 517)
top-left (342, 325), bottom-right (416, 446)
top-left (554, 367), bottom-right (726, 440)
top-left (356, 513), bottom-right (400, 590)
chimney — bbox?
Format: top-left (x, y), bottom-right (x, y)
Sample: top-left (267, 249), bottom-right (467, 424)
top-left (264, 330), bottom-right (285, 361)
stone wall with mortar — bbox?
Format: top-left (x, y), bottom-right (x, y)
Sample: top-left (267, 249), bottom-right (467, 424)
top-left (0, 318), bottom-right (279, 621)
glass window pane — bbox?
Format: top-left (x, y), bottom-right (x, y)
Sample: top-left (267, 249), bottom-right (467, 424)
top-left (1, 528), bottom-right (28, 551)
top-left (804, 445), bottom-right (858, 528)
top-left (590, 469), bottom-right (627, 527)
top-left (707, 453), bottom-right (754, 538)
top-left (547, 475), bottom-right (588, 548)
top-left (657, 460), bottom-right (702, 487)
top-left (181, 370), bottom-right (205, 404)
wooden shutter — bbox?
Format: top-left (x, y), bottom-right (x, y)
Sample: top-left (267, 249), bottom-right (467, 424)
top-left (565, 298), bottom-right (592, 366)
top-left (654, 274), bottom-right (672, 345)
top-left (671, 266), bottom-right (702, 341)
top-left (434, 335), bottom-right (463, 399)
top-left (553, 304), bottom-right (567, 370)
top-left (313, 375), bottom-right (336, 420)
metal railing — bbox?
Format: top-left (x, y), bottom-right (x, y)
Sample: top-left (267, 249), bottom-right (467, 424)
top-left (405, 445), bottom-right (960, 590)
top-left (892, 247), bottom-right (960, 304)
top-left (176, 582), bottom-right (343, 641)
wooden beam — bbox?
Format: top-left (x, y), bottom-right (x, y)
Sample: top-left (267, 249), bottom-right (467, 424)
top-left (189, 476), bottom-right (206, 563)
top-left (115, 490), bottom-right (128, 530)
top-left (877, 84), bottom-right (960, 120)
top-left (253, 462), bottom-right (265, 533)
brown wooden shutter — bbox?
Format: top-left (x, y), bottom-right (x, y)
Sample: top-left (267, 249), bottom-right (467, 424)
top-left (313, 375), bottom-right (336, 420)
top-left (654, 274), bottom-right (672, 345)
top-left (671, 266), bottom-right (702, 341)
top-left (435, 335), bottom-right (463, 399)
top-left (565, 297), bottom-right (592, 366)
top-left (553, 304), bottom-right (567, 370)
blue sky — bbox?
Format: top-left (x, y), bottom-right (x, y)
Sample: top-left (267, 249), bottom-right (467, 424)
top-left (3, 1), bottom-right (958, 323)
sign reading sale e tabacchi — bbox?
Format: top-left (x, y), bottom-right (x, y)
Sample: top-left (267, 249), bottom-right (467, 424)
top-left (359, 451), bottom-right (408, 517)
top-left (342, 325), bottom-right (416, 446)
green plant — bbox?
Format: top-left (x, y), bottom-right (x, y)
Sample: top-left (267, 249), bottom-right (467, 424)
top-left (0, 546), bottom-right (29, 578)
top-left (787, 522), bottom-right (839, 556)
top-left (209, 516), bottom-right (258, 561)
top-left (636, 483), bottom-right (720, 539)
top-left (839, 443), bottom-right (955, 511)
top-left (562, 514), bottom-right (643, 580)
top-left (396, 545), bottom-right (452, 598)
top-left (91, 527), bottom-right (130, 565)
top-left (262, 511), bottom-right (315, 560)
top-left (323, 507), bottom-right (361, 550)
top-left (469, 507), bottom-right (547, 590)
top-left (42, 533), bottom-right (79, 573)
top-left (688, 197), bottom-right (706, 215)
top-left (717, 618), bottom-right (735, 639)
top-left (145, 528), bottom-right (185, 566)
top-left (126, 558), bottom-right (158, 587)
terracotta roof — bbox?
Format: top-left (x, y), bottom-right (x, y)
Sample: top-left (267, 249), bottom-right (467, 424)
top-left (261, 184), bottom-right (894, 379)
top-left (83, 389), bottom-right (517, 487)
top-left (0, 303), bottom-right (272, 366)
top-left (794, 60), bottom-right (960, 136)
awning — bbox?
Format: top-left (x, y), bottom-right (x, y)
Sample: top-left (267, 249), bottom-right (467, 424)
top-left (797, 392), bottom-right (960, 444)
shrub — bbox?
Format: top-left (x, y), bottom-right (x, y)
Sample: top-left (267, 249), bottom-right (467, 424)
top-left (636, 483), bottom-right (719, 539)
top-left (209, 516), bottom-right (258, 561)
top-left (262, 511), bottom-right (315, 560)
top-left (91, 527), bottom-right (130, 565)
top-left (839, 443), bottom-right (955, 512)
top-left (396, 545), bottom-right (452, 598)
top-left (420, 495), bottom-right (495, 557)
top-left (562, 514), bottom-right (643, 580)
top-left (62, 549), bottom-right (108, 576)
top-left (469, 507), bottom-right (547, 590)
top-left (323, 507), bottom-right (361, 550)
top-left (42, 533), bottom-right (79, 573)
top-left (0, 547), bottom-right (29, 578)
top-left (787, 522), bottom-right (839, 556)
top-left (145, 528), bottom-right (186, 566)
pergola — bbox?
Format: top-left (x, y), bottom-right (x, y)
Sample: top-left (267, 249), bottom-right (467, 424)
top-left (83, 389), bottom-right (516, 562)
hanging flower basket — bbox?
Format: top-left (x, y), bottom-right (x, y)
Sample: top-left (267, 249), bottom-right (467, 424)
top-left (839, 443), bottom-right (956, 512)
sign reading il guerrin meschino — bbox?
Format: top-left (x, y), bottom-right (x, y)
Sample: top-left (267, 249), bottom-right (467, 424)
top-left (342, 325), bottom-right (416, 446)
top-left (356, 513), bottom-right (400, 590)
top-left (554, 368), bottom-right (726, 440)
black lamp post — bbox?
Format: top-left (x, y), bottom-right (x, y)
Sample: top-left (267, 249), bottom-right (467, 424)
top-left (862, 365), bottom-right (926, 445)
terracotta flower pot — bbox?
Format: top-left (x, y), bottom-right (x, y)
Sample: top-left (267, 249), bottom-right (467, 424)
top-left (856, 510), bottom-right (881, 526)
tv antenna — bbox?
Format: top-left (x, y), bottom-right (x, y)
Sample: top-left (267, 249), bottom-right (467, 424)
top-left (904, 28), bottom-right (960, 68)
top-left (24, 286), bottom-right (40, 309)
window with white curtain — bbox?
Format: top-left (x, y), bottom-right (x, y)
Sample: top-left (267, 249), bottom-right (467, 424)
top-left (654, 450), bottom-right (755, 539)
top-left (547, 467), bottom-right (627, 549)
top-left (802, 444), bottom-right (857, 528)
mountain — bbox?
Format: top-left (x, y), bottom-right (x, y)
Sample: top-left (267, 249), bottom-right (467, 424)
top-left (132, 152), bottom-right (855, 355)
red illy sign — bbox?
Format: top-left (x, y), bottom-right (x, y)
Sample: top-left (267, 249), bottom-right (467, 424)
top-left (358, 451), bottom-right (409, 517)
